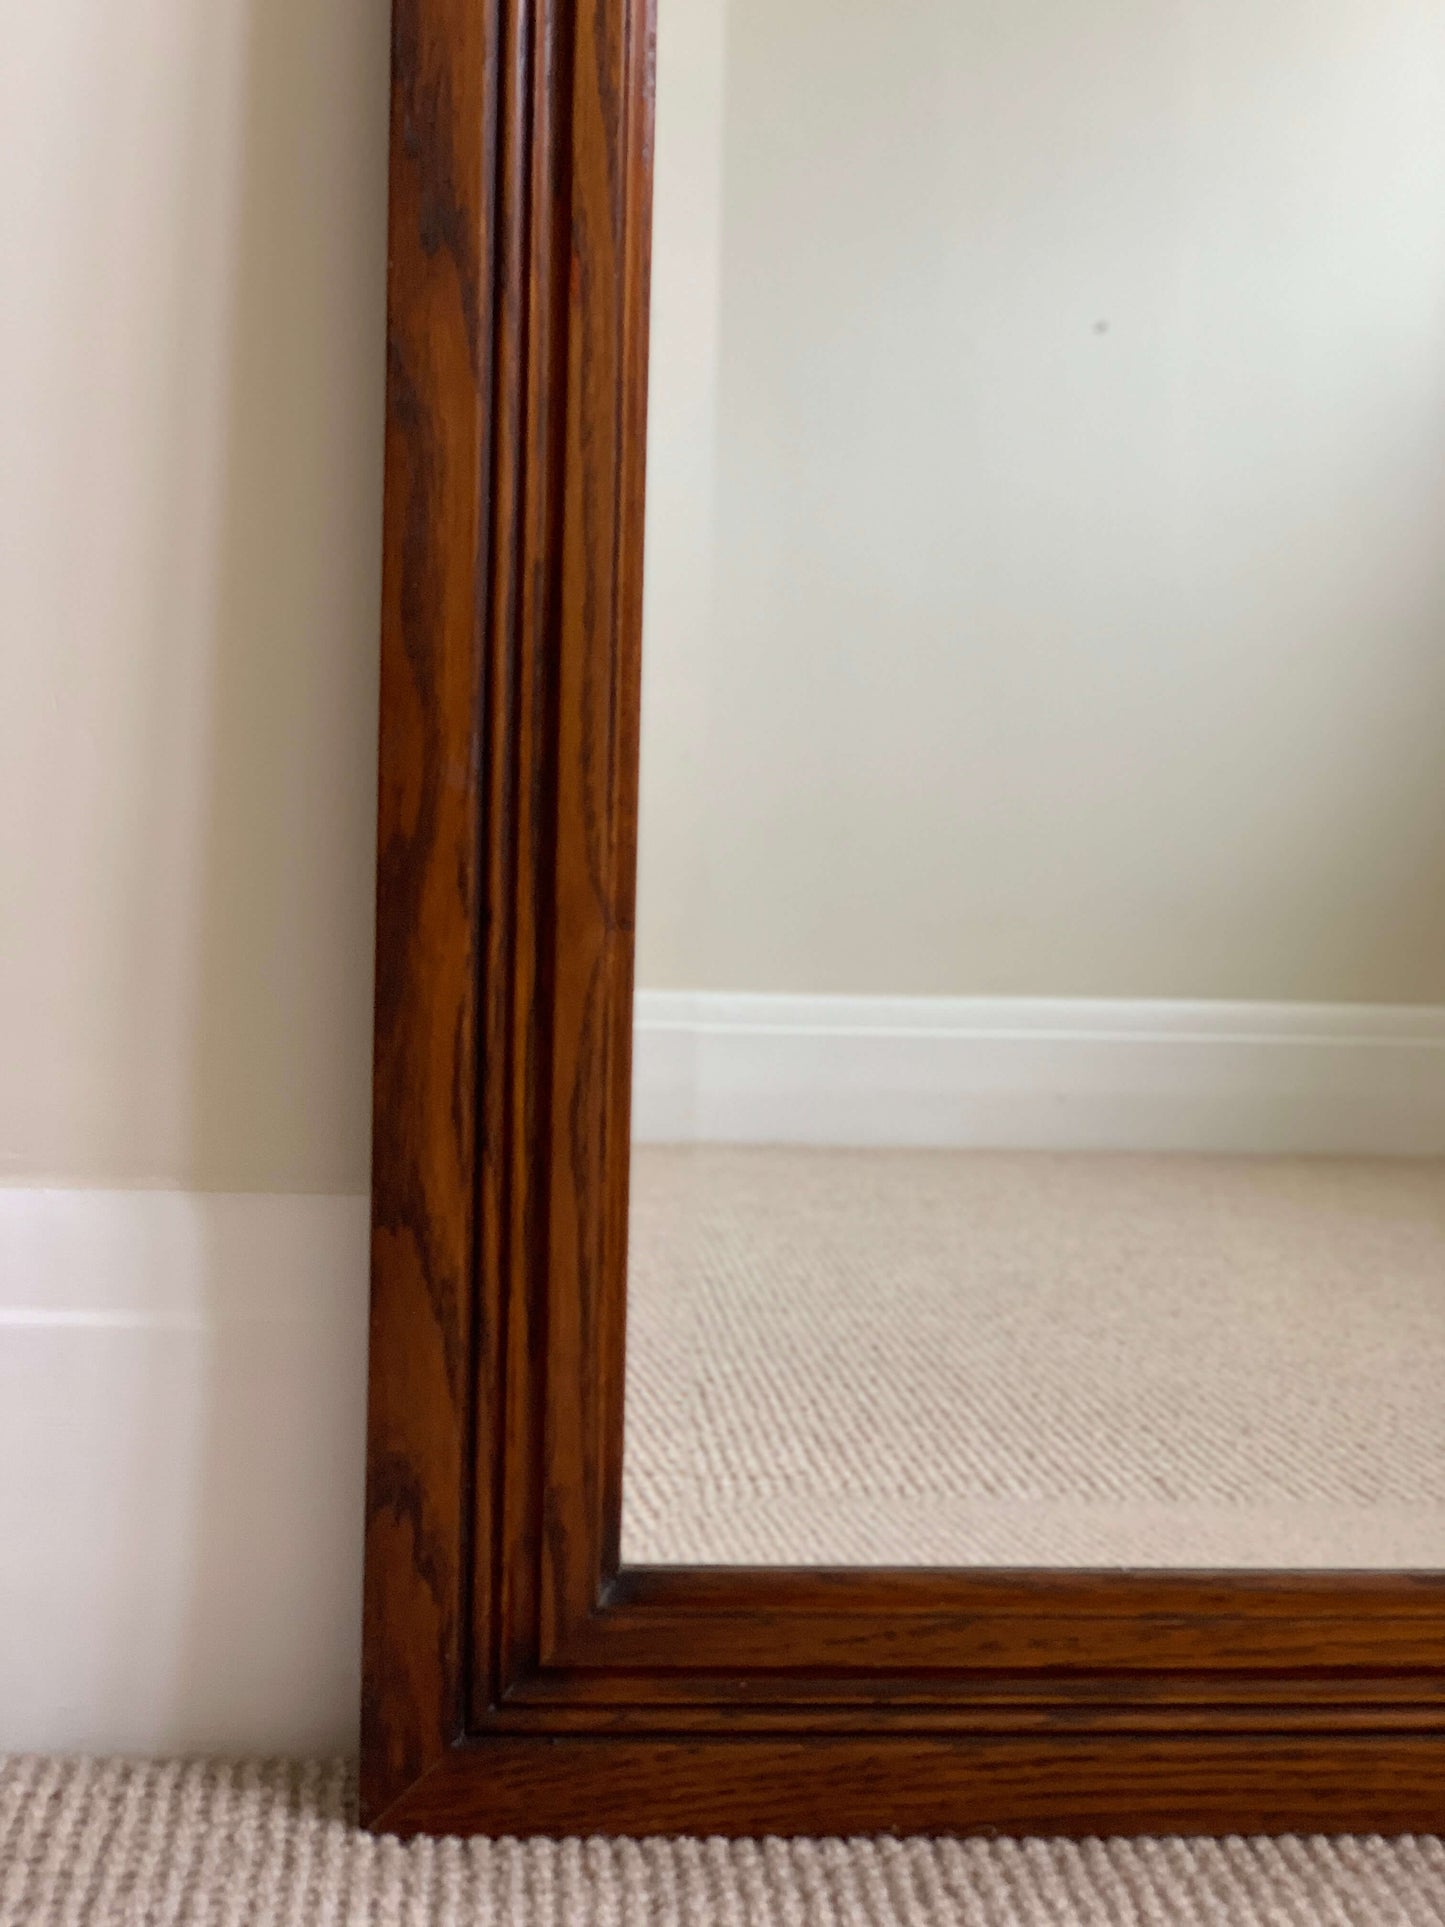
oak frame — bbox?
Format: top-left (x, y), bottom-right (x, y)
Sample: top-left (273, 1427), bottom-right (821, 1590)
top-left (361, 0), bottom-right (1445, 1836)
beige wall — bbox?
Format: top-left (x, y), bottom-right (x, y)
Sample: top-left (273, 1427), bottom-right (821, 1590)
top-left (1, 0), bottom-right (389, 1188)
top-left (8, 0), bottom-right (1445, 1198)
top-left (636, 0), bottom-right (1445, 1002)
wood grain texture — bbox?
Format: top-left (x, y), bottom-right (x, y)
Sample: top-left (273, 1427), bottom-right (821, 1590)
top-left (369, 1736), bottom-right (1445, 1840)
top-left (362, 0), bottom-right (497, 1824)
top-left (551, 1565), bottom-right (1445, 1674)
top-left (362, 0), bottom-right (1445, 1839)
top-left (471, 0), bottom-right (555, 1720)
top-left (534, 0), bottom-right (652, 1660)
top-left (365, 0), bottom-right (656, 1829)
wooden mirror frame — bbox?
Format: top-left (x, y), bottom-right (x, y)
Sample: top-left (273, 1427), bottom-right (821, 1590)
top-left (360, 0), bottom-right (1445, 1837)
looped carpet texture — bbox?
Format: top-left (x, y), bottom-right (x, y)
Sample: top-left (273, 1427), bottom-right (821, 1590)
top-left (1, 1757), bottom-right (1443, 1925)
top-left (621, 1150), bottom-right (1445, 1568)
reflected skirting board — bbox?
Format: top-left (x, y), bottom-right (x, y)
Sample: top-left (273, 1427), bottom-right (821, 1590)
top-left (631, 992), bottom-right (1445, 1153)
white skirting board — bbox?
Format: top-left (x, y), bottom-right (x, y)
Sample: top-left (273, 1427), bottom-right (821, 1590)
top-left (5, 999), bottom-right (1443, 1752)
top-left (0, 1189), bottom-right (369, 1757)
top-left (631, 993), bottom-right (1445, 1154)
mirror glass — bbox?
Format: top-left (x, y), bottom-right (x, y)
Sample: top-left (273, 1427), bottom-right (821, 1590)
top-left (622, 0), bottom-right (1445, 1567)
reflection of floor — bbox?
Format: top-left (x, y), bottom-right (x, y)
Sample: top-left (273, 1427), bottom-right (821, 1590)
top-left (620, 1148), bottom-right (1445, 1568)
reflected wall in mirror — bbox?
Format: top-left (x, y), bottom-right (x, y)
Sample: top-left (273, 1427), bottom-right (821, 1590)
top-left (621, 0), bottom-right (1445, 1569)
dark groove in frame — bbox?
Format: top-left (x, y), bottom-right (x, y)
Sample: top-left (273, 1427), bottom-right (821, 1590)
top-left (476, 0), bottom-right (519, 1725)
top-left (509, 0), bottom-right (572, 1698)
top-left (481, 0), bottom-right (525, 1718)
top-left (460, 0), bottom-right (503, 1733)
top-left (361, 0), bottom-right (1445, 1836)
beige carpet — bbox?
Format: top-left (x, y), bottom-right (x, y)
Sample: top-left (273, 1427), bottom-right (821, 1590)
top-left (622, 1150), bottom-right (1445, 1568)
top-left (3, 1757), bottom-right (1445, 1925)
top-left (11, 1166), bottom-right (1441, 1920)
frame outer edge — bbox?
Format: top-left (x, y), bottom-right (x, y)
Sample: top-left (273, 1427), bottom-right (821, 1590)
top-left (361, 0), bottom-right (499, 1823)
